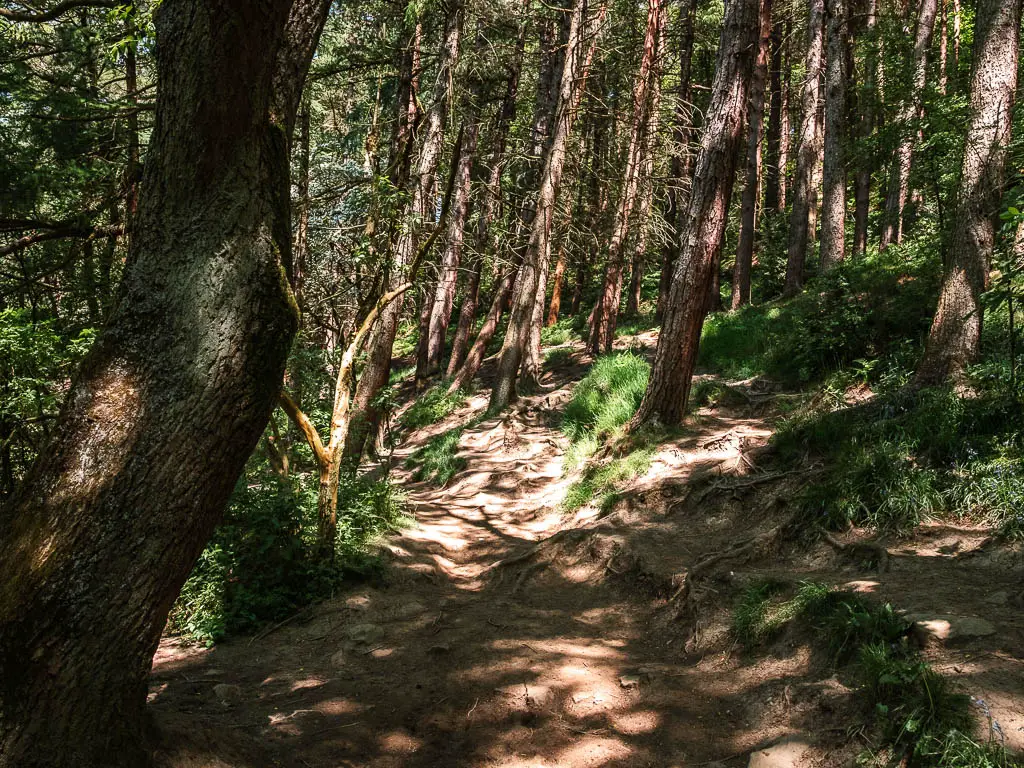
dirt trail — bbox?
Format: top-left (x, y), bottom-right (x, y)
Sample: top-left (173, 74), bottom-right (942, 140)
top-left (151, 340), bottom-right (1024, 767)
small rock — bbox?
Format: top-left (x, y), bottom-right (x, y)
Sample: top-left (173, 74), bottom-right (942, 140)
top-left (345, 595), bottom-right (372, 612)
top-left (391, 601), bottom-right (427, 620)
top-left (330, 650), bottom-right (346, 668)
top-left (212, 684), bottom-right (242, 707)
top-left (619, 675), bottom-right (642, 689)
top-left (906, 614), bottom-right (997, 645)
top-left (748, 736), bottom-right (813, 768)
top-left (344, 623), bottom-right (384, 645)
top-left (428, 643), bottom-right (451, 654)
top-left (985, 591), bottom-right (1009, 605)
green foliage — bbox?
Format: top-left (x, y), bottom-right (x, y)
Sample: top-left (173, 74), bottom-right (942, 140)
top-left (169, 465), bottom-right (406, 645)
top-left (775, 388), bottom-right (1024, 534)
top-left (561, 447), bottom-right (654, 513)
top-left (732, 583), bottom-right (1006, 767)
top-left (562, 351), bottom-right (650, 446)
top-left (699, 249), bottom-right (940, 385)
top-left (613, 313), bottom-right (658, 338)
top-left (405, 425), bottom-right (466, 486)
top-left (540, 318), bottom-right (577, 346)
top-left (544, 347), bottom-right (574, 367)
top-left (400, 383), bottom-right (467, 429)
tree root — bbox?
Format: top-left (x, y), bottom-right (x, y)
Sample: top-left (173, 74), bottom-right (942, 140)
top-left (669, 524), bottom-right (784, 604)
top-left (819, 528), bottom-right (889, 572)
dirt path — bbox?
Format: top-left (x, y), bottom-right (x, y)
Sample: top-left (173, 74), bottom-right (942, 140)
top-left (150, 343), bottom-right (1024, 767)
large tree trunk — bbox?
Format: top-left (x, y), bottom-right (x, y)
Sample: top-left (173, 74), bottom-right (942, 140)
top-left (589, 0), bottom-right (665, 354)
top-left (546, 242), bottom-right (568, 325)
top-left (878, 0), bottom-right (937, 251)
top-left (819, 0), bottom-right (848, 271)
top-left (657, 0), bottom-right (697, 322)
top-left (731, 0), bottom-right (772, 309)
top-left (345, 1), bottom-right (463, 461)
top-left (447, 266), bottom-right (518, 392)
top-left (629, 0), bottom-right (759, 428)
top-left (783, 0), bottom-right (825, 296)
top-left (853, 0), bottom-right (878, 258)
top-left (0, 1), bottom-right (330, 765)
top-left (490, 0), bottom-right (605, 410)
top-left (917, 0), bottom-right (1022, 385)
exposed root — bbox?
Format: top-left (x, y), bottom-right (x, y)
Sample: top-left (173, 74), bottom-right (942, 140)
top-left (819, 529), bottom-right (890, 572)
top-left (669, 524), bottom-right (785, 605)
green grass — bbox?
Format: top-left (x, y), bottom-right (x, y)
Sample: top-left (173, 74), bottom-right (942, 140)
top-left (544, 346), bottom-right (574, 367)
top-left (404, 426), bottom-right (466, 486)
top-left (732, 582), bottom-right (1012, 767)
top-left (400, 384), bottom-right (467, 429)
top-left (561, 447), bottom-right (654, 513)
top-left (562, 351), bottom-right (650, 447)
top-left (773, 387), bottom-right (1024, 535)
top-left (541, 318), bottom-right (577, 346)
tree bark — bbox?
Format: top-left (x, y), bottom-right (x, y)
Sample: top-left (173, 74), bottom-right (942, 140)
top-left (589, 0), bottom-right (666, 353)
top-left (853, 0), bottom-right (878, 257)
top-left (763, 18), bottom-right (785, 213)
top-left (819, 0), bottom-right (848, 271)
top-left (447, 265), bottom-right (518, 393)
top-left (879, 0), bottom-right (937, 251)
top-left (629, 0), bottom-right (759, 428)
top-left (917, 0), bottom-right (1022, 385)
top-left (546, 242), bottom-right (568, 325)
top-left (0, 1), bottom-right (330, 764)
top-left (783, 0), bottom-right (825, 296)
top-left (732, 0), bottom-right (772, 309)
top-left (490, 0), bottom-right (605, 410)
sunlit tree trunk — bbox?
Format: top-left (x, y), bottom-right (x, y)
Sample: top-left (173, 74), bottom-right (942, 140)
top-left (546, 242), bottom-right (568, 325)
top-left (732, 0), bottom-right (772, 309)
top-left (819, 0), bottom-right (848, 271)
top-left (0, 1), bottom-right (331, 764)
top-left (783, 0), bottom-right (825, 296)
top-left (490, 0), bottom-right (605, 409)
top-left (917, 0), bottom-right (1022, 385)
top-left (629, 0), bottom-right (759, 428)
top-left (879, 0), bottom-right (937, 251)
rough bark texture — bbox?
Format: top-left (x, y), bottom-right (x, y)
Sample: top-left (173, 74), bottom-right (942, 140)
top-left (819, 0), bottom-right (848, 271)
top-left (546, 242), bottom-right (567, 325)
top-left (630, 0), bottom-right (759, 428)
top-left (0, 1), bottom-right (330, 765)
top-left (879, 0), bottom-right (937, 251)
top-left (731, 0), bottom-right (772, 309)
top-left (589, 0), bottom-right (665, 354)
top-left (448, 266), bottom-right (518, 393)
top-left (763, 19), bottom-right (785, 213)
top-left (783, 0), bottom-right (825, 296)
top-left (490, 0), bottom-right (605, 410)
top-left (345, 1), bottom-right (463, 461)
top-left (917, 0), bottom-right (1022, 385)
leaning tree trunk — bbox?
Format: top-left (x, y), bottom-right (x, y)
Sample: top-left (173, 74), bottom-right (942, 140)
top-left (879, 0), bottom-right (937, 251)
top-left (0, 1), bottom-right (330, 765)
top-left (629, 0), bottom-right (759, 428)
top-left (731, 0), bottom-right (772, 309)
top-left (917, 0), bottom-right (1022, 385)
top-left (490, 0), bottom-right (605, 410)
top-left (345, 1), bottom-right (463, 461)
top-left (783, 0), bottom-right (825, 296)
top-left (589, 0), bottom-right (665, 354)
top-left (819, 0), bottom-right (848, 271)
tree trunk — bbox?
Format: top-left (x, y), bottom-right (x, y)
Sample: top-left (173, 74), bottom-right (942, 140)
top-left (546, 243), bottom-right (568, 325)
top-left (879, 0), bottom-right (937, 251)
top-left (346, 1), bottom-right (463, 460)
top-left (917, 0), bottom-right (1022, 385)
top-left (448, 266), bottom-right (518, 392)
top-left (783, 0), bottom-right (825, 296)
top-left (589, 0), bottom-right (666, 354)
top-left (0, 1), bottom-right (330, 764)
top-left (732, 0), bottom-right (772, 309)
top-left (819, 0), bottom-right (848, 271)
top-left (763, 19), bottom-right (785, 213)
top-left (445, 253), bottom-right (483, 377)
top-left (853, 0), bottom-right (878, 257)
top-left (629, 0), bottom-right (759, 428)
top-left (938, 0), bottom-right (948, 94)
top-left (490, 0), bottom-right (605, 410)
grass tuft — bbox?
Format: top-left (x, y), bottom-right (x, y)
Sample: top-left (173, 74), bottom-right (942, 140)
top-left (400, 384), bottom-right (467, 430)
top-left (404, 426), bottom-right (466, 486)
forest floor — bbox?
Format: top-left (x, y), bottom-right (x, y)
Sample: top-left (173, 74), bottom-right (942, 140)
top-left (150, 331), bottom-right (1024, 768)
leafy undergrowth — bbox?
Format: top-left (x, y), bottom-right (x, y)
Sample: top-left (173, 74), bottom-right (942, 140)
top-left (559, 351), bottom-right (656, 512)
top-left (169, 465), bottom-right (407, 644)
top-left (698, 248), bottom-right (939, 386)
top-left (734, 582), bottom-right (1018, 767)
top-left (774, 387), bottom-right (1024, 536)
top-left (404, 425), bottom-right (467, 486)
top-left (400, 383), bottom-right (467, 429)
